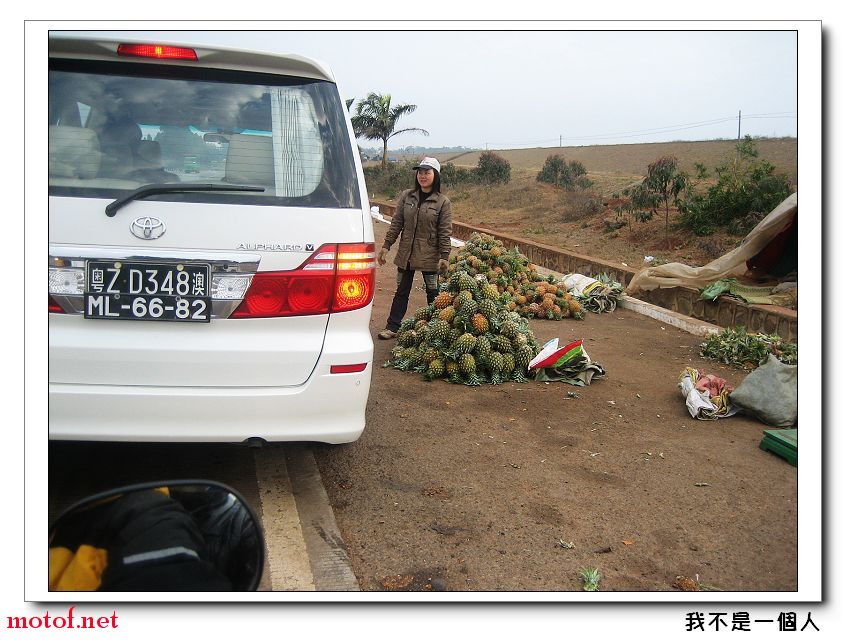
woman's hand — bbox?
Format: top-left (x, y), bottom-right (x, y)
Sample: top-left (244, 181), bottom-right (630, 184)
top-left (438, 259), bottom-right (449, 275)
top-left (377, 247), bottom-right (388, 266)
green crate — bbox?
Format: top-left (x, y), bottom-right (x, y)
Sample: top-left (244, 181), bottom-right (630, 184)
top-left (759, 428), bottom-right (797, 467)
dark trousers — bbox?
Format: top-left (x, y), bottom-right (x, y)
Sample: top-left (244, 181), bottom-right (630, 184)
top-left (386, 268), bottom-right (439, 331)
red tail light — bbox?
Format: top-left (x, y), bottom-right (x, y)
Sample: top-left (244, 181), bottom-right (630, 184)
top-left (231, 243), bottom-right (375, 319)
top-left (117, 44), bottom-right (198, 61)
top-left (49, 295), bottom-right (65, 313)
top-left (330, 363), bottom-right (368, 374)
top-left (333, 243), bottom-right (376, 313)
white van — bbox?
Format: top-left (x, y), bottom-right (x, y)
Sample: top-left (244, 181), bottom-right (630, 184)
top-left (48, 35), bottom-right (375, 443)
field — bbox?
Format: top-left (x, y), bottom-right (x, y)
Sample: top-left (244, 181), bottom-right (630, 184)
top-left (373, 138), bottom-right (798, 269)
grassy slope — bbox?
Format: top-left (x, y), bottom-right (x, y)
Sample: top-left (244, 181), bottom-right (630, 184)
top-left (423, 137), bottom-right (798, 184)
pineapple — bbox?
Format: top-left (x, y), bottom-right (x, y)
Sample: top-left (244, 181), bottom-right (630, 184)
top-left (500, 319), bottom-right (518, 339)
top-left (568, 298), bottom-right (583, 317)
top-left (429, 319), bottom-right (451, 343)
top-left (511, 333), bottom-right (528, 351)
top-left (397, 347), bottom-right (417, 370)
top-left (427, 358), bottom-right (445, 379)
top-left (433, 291), bottom-right (453, 310)
top-left (408, 349), bottom-right (425, 370)
top-left (438, 306), bottom-right (457, 324)
top-left (458, 297), bottom-right (479, 318)
top-left (453, 290), bottom-right (471, 309)
top-left (471, 313), bottom-right (489, 335)
top-left (501, 352), bottom-right (516, 377)
top-left (478, 298), bottom-right (498, 319)
top-left (415, 305), bottom-right (434, 321)
top-left (516, 344), bottom-right (535, 370)
top-left (453, 332), bottom-right (477, 355)
top-left (492, 334), bottom-right (513, 354)
top-left (488, 351), bottom-right (505, 373)
top-left (457, 272), bottom-right (476, 293)
top-left (482, 283), bottom-right (500, 300)
top-left (474, 335), bottom-right (492, 366)
top-left (458, 352), bottom-right (476, 376)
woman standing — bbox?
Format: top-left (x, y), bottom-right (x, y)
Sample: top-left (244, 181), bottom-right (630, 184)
top-left (377, 157), bottom-right (453, 339)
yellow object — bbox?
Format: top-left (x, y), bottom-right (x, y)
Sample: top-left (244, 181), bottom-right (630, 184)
top-left (49, 545), bottom-right (108, 591)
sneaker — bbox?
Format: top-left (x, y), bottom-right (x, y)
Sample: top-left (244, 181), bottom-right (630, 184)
top-left (378, 329), bottom-right (398, 340)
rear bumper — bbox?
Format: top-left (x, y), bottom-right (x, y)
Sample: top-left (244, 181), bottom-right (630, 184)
top-left (49, 361), bottom-right (372, 443)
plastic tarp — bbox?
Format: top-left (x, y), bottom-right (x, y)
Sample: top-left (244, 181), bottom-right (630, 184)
top-left (626, 192), bottom-right (797, 294)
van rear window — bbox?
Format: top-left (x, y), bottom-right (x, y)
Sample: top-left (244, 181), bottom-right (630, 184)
top-left (48, 59), bottom-right (360, 209)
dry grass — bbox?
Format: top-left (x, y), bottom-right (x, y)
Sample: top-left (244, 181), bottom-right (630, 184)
top-left (375, 138), bottom-right (798, 269)
top-left (435, 137), bottom-right (797, 185)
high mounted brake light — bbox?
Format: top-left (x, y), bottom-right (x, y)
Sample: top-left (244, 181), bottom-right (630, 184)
top-left (117, 44), bottom-right (198, 61)
top-left (231, 243), bottom-right (375, 319)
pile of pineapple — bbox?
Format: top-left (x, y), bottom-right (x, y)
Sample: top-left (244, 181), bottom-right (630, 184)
top-left (386, 270), bottom-right (542, 385)
top-left (448, 232), bottom-right (584, 321)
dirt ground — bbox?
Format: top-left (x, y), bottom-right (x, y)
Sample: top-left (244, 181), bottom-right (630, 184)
top-left (310, 223), bottom-right (798, 592)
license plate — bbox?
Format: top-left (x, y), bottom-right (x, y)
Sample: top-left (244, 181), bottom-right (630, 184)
top-left (84, 261), bottom-right (211, 322)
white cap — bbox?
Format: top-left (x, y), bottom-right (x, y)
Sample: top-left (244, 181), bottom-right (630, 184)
top-left (413, 157), bottom-right (440, 173)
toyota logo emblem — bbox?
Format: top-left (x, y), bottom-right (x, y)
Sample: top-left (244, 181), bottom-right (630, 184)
top-left (130, 216), bottom-right (167, 240)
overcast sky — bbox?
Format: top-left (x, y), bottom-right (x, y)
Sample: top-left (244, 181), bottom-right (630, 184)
top-left (76, 29), bottom-right (799, 151)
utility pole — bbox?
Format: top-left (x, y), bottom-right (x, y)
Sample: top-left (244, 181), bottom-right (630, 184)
top-left (559, 134), bottom-right (562, 147)
top-left (734, 110), bottom-right (742, 170)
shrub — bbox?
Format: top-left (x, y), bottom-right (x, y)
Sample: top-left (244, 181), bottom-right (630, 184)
top-left (563, 192), bottom-right (605, 221)
top-left (440, 162), bottom-right (474, 188)
top-left (475, 151), bottom-right (511, 184)
top-left (677, 137), bottom-right (792, 236)
top-left (537, 155), bottom-right (592, 190)
top-left (363, 160), bottom-right (417, 199)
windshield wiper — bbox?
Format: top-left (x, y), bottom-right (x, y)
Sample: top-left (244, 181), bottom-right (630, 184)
top-left (105, 183), bottom-right (266, 217)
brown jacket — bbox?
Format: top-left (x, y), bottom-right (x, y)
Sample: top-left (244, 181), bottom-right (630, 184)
top-left (383, 189), bottom-right (453, 271)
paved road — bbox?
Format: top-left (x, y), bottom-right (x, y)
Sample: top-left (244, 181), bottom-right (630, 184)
top-left (48, 441), bottom-right (358, 591)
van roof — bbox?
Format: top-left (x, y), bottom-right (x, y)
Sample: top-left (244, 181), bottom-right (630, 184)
top-left (48, 34), bottom-right (337, 83)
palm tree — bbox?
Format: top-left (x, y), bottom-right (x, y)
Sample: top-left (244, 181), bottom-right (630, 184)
top-left (351, 92), bottom-right (429, 169)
